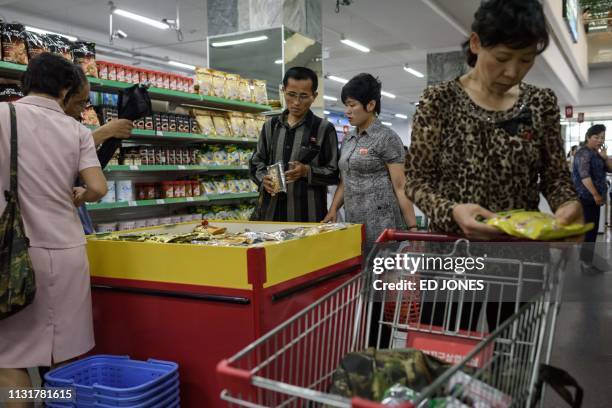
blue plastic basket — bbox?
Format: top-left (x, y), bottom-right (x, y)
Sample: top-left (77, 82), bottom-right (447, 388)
top-left (44, 355), bottom-right (178, 399)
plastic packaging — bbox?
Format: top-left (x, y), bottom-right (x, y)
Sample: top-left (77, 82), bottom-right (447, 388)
top-left (266, 162), bottom-right (287, 193)
top-left (486, 210), bottom-right (593, 241)
top-left (116, 180), bottom-right (133, 202)
top-left (100, 181), bottom-right (117, 203)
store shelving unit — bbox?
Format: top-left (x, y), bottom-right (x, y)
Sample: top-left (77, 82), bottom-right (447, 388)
top-left (0, 60), bottom-right (262, 224)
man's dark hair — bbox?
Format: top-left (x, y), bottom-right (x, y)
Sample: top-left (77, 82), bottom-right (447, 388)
top-left (585, 124), bottom-right (606, 141)
top-left (462, 0), bottom-right (550, 67)
top-left (21, 53), bottom-right (82, 98)
top-left (341, 73), bottom-right (381, 115)
top-left (282, 67), bottom-right (318, 93)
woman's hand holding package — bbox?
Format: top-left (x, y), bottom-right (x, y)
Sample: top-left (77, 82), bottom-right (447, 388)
top-left (452, 203), bottom-right (507, 240)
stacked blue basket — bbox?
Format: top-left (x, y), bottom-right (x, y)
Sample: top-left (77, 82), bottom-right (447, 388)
top-left (44, 355), bottom-right (179, 408)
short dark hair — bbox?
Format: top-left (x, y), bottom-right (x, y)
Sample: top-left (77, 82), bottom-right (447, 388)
top-left (585, 124), bottom-right (606, 141)
top-left (282, 67), bottom-right (318, 93)
top-left (21, 53), bottom-right (82, 98)
top-left (341, 73), bottom-right (381, 115)
top-left (462, 0), bottom-right (550, 67)
top-left (64, 64), bottom-right (88, 104)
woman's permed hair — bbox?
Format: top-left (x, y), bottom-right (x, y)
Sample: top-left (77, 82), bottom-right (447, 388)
top-left (21, 53), bottom-right (82, 98)
top-left (341, 73), bottom-right (382, 115)
top-left (463, 0), bottom-right (550, 67)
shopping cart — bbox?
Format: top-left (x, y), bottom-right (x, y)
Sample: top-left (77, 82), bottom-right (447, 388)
top-left (217, 231), bottom-right (569, 407)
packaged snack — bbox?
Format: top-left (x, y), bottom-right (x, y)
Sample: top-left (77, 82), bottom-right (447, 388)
top-left (209, 145), bottom-right (228, 165)
top-left (486, 210), bottom-right (593, 241)
top-left (124, 67), bottom-right (133, 84)
top-left (244, 114), bottom-right (259, 139)
top-left (169, 75), bottom-right (178, 91)
top-left (0, 84), bottom-right (23, 102)
top-left (202, 179), bottom-right (217, 195)
top-left (97, 61), bottom-right (109, 80)
top-left (255, 116), bottom-right (267, 138)
top-left (211, 70), bottom-right (227, 98)
top-left (189, 117), bottom-right (199, 134)
top-left (162, 74), bottom-right (170, 89)
top-left (238, 78), bottom-right (252, 102)
top-left (266, 162), bottom-right (286, 193)
top-left (228, 112), bottom-right (246, 137)
top-left (194, 110), bottom-right (215, 135)
top-left (45, 34), bottom-right (72, 61)
top-left (156, 72), bottom-right (164, 88)
top-left (146, 70), bottom-right (156, 85)
top-left (24, 30), bottom-right (48, 60)
top-left (2, 23), bottom-right (28, 65)
top-left (192, 180), bottom-right (201, 197)
top-left (185, 181), bottom-right (193, 197)
top-left (252, 79), bottom-right (268, 105)
top-left (226, 177), bottom-right (241, 194)
top-left (195, 68), bottom-right (214, 96)
top-left (226, 145), bottom-right (241, 166)
top-left (175, 181), bottom-right (186, 198)
top-left (212, 114), bottom-right (231, 137)
top-left (108, 63), bottom-right (117, 81)
top-left (144, 115), bottom-right (154, 130)
top-left (168, 113), bottom-right (177, 132)
top-left (132, 69), bottom-right (141, 84)
top-left (214, 177), bottom-right (230, 194)
top-left (80, 106), bottom-right (100, 127)
top-left (188, 78), bottom-right (195, 94)
top-left (116, 180), bottom-right (134, 202)
top-left (71, 41), bottom-right (98, 77)
top-left (224, 73), bottom-right (241, 100)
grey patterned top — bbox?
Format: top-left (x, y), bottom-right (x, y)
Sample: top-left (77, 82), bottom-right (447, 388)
top-left (339, 118), bottom-right (406, 247)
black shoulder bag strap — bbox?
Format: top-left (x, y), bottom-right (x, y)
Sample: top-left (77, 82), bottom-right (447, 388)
top-left (6, 103), bottom-right (18, 203)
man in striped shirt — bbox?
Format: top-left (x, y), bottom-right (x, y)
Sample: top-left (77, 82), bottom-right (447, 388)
top-left (249, 67), bottom-right (339, 222)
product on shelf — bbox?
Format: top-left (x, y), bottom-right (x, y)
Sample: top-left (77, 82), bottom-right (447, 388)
top-left (228, 112), bottom-right (246, 136)
top-left (199, 145), bottom-right (252, 166)
top-left (45, 34), bottom-right (72, 61)
top-left (96, 61), bottom-right (196, 93)
top-left (224, 73), bottom-right (241, 100)
top-left (116, 180), bottom-right (134, 202)
top-left (238, 78), bottom-right (252, 102)
top-left (211, 70), bottom-right (226, 98)
top-left (72, 41), bottom-right (98, 77)
top-left (244, 114), bottom-right (259, 139)
top-left (212, 113), bottom-right (231, 137)
top-left (1, 23), bottom-right (28, 65)
top-left (100, 181), bottom-right (116, 203)
top-left (24, 30), bottom-right (48, 60)
top-left (252, 79), bottom-right (268, 105)
top-left (194, 110), bottom-right (215, 135)
top-left (195, 67), bottom-right (214, 96)
top-left (0, 84), bottom-right (23, 102)
top-left (199, 176), bottom-right (257, 196)
top-left (81, 106), bottom-right (100, 126)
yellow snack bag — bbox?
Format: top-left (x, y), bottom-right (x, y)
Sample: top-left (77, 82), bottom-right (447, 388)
top-left (486, 210), bottom-right (593, 241)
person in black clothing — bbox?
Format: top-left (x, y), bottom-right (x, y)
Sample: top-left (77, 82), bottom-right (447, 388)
top-left (249, 67), bottom-right (339, 222)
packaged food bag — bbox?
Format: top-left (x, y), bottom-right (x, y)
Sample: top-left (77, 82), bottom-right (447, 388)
top-left (228, 111), bottom-right (246, 136)
top-left (486, 210), bottom-right (593, 241)
top-left (193, 110), bottom-right (216, 135)
top-left (72, 41), bottom-right (98, 77)
top-left (24, 30), bottom-right (48, 60)
top-left (266, 162), bottom-right (287, 194)
top-left (238, 78), bottom-right (252, 102)
top-left (211, 70), bottom-right (227, 98)
top-left (2, 23), bottom-right (28, 65)
top-left (80, 106), bottom-right (100, 126)
top-left (252, 79), bottom-right (268, 105)
top-left (224, 73), bottom-right (241, 100)
top-left (45, 34), bottom-right (72, 61)
top-left (195, 67), bottom-right (214, 96)
top-left (212, 113), bottom-right (231, 137)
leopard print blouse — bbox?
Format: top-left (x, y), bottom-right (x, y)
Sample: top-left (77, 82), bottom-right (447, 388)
top-left (405, 78), bottom-right (577, 234)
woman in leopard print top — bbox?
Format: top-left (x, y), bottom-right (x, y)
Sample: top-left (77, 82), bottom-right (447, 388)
top-left (405, 0), bottom-right (581, 239)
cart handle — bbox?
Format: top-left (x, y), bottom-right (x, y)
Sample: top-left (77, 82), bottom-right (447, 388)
top-left (376, 229), bottom-right (461, 243)
top-left (352, 397), bottom-right (414, 408)
top-left (216, 359), bottom-right (254, 395)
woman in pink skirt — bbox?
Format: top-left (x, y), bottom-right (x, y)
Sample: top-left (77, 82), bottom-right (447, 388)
top-left (0, 53), bottom-right (107, 406)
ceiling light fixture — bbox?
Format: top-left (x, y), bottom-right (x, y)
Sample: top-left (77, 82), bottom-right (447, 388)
top-left (323, 95), bottom-right (338, 101)
top-left (326, 75), bottom-right (349, 84)
top-left (168, 60), bottom-right (196, 70)
top-left (382, 121), bottom-right (393, 126)
top-left (25, 26), bottom-right (77, 42)
top-left (324, 110), bottom-right (331, 115)
top-left (394, 113), bottom-right (408, 119)
top-left (403, 65), bottom-right (425, 78)
top-left (274, 59), bottom-right (283, 64)
top-left (340, 35), bottom-right (370, 53)
top-left (381, 91), bottom-right (396, 99)
top-left (112, 8), bottom-right (170, 30)
top-left (211, 35), bottom-right (269, 47)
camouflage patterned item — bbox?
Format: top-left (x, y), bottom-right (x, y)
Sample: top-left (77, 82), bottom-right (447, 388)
top-left (329, 348), bottom-right (453, 402)
top-left (0, 103), bottom-right (36, 320)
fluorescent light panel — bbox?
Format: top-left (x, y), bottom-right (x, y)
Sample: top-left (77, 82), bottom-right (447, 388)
top-left (25, 26), bottom-right (77, 42)
top-left (323, 110), bottom-right (331, 115)
top-left (340, 38), bottom-right (370, 53)
top-left (382, 121), bottom-right (393, 126)
top-left (327, 75), bottom-right (348, 84)
top-left (274, 59), bottom-right (283, 64)
top-left (381, 91), bottom-right (396, 99)
top-left (394, 113), bottom-right (408, 119)
top-left (168, 60), bottom-right (196, 70)
top-left (113, 9), bottom-right (169, 29)
top-left (211, 35), bottom-right (268, 47)
top-left (404, 66), bottom-right (424, 78)
top-left (323, 95), bottom-right (338, 101)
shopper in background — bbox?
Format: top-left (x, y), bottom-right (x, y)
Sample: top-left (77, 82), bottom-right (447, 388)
top-left (573, 124), bottom-right (612, 273)
top-left (406, 0), bottom-right (581, 241)
top-left (582, 7), bottom-right (591, 33)
top-left (567, 145), bottom-right (578, 172)
top-left (0, 53), bottom-right (107, 403)
top-left (323, 73), bottom-right (417, 249)
top-left (63, 66), bottom-right (133, 234)
top-left (249, 67), bottom-right (339, 222)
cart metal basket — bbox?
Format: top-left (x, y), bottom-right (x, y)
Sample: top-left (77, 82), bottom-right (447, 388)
top-left (217, 231), bottom-right (568, 407)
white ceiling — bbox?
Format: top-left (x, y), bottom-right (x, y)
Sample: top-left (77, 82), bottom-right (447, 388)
top-left (0, 0), bottom-right (589, 122)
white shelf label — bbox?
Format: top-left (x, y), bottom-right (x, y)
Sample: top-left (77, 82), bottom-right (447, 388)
top-left (242, 138), bottom-right (250, 142)
top-left (128, 201), bottom-right (138, 207)
top-left (129, 165), bottom-right (139, 170)
top-left (156, 131), bottom-right (164, 137)
top-left (186, 197), bottom-right (194, 202)
top-left (178, 165), bottom-right (186, 170)
top-left (156, 199), bottom-right (165, 204)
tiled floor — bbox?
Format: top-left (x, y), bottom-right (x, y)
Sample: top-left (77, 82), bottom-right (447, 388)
top-left (544, 234), bottom-right (612, 407)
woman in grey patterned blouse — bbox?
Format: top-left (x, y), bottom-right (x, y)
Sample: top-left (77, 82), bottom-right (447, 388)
top-left (323, 74), bottom-right (417, 250)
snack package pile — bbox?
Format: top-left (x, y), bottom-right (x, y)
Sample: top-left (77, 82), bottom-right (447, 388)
top-left (1, 23), bottom-right (28, 65)
top-left (486, 210), bottom-right (593, 241)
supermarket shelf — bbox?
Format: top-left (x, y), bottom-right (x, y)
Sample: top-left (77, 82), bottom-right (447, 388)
top-left (86, 192), bottom-right (258, 211)
top-left (88, 77), bottom-right (271, 113)
top-left (0, 61), bottom-right (271, 112)
top-left (104, 165), bottom-right (248, 172)
top-left (87, 128), bottom-right (258, 145)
